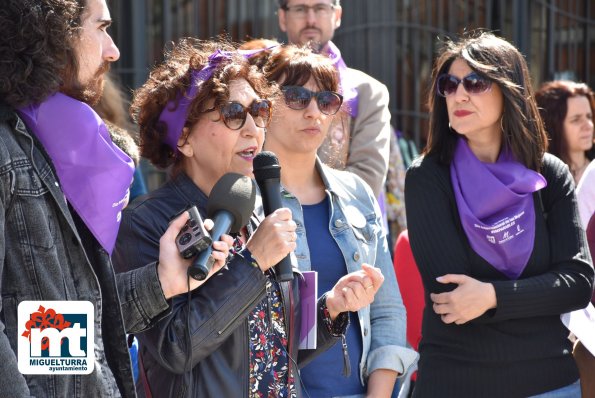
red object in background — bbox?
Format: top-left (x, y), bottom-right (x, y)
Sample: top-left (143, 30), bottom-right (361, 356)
top-left (393, 230), bottom-right (425, 380)
top-left (587, 213), bottom-right (595, 304)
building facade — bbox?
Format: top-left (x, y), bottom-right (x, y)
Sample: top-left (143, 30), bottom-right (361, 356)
top-left (109, 0), bottom-right (594, 186)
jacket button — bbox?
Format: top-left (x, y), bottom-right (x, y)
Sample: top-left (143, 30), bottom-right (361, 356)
top-left (353, 252), bottom-right (360, 261)
top-left (334, 219), bottom-right (343, 228)
top-left (364, 328), bottom-right (368, 336)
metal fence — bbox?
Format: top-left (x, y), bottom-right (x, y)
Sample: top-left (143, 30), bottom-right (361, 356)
top-left (109, 0), bottom-right (594, 187)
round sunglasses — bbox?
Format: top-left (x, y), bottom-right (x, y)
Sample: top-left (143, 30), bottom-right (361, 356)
top-left (217, 99), bottom-right (272, 130)
top-left (436, 72), bottom-right (492, 97)
top-left (282, 86), bottom-right (343, 115)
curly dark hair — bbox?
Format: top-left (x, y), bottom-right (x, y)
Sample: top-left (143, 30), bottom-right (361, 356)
top-left (131, 38), bottom-right (276, 171)
top-left (0, 0), bottom-right (86, 108)
top-left (425, 31), bottom-right (548, 171)
top-left (535, 80), bottom-right (595, 166)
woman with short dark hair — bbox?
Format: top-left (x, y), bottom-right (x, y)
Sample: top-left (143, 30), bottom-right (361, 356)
top-left (260, 44), bottom-right (416, 398)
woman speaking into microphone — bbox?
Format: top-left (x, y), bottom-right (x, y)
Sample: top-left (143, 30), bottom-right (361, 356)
top-left (112, 38), bottom-right (382, 398)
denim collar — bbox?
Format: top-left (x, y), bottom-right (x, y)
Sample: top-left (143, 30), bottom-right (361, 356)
top-left (314, 157), bottom-right (351, 200)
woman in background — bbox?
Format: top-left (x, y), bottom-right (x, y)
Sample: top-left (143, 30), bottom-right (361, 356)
top-left (535, 80), bottom-right (595, 228)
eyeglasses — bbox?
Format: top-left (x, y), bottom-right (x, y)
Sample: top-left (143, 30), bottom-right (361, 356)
top-left (436, 72), bottom-right (493, 97)
top-left (282, 3), bottom-right (336, 18)
top-left (217, 99), bottom-right (272, 130)
top-left (282, 86), bottom-right (343, 115)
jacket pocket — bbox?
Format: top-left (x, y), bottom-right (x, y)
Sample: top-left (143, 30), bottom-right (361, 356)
top-left (11, 167), bottom-right (58, 250)
top-left (345, 206), bottom-right (378, 244)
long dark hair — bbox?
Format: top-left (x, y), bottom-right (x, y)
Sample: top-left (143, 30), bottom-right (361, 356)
top-left (535, 80), bottom-right (595, 165)
top-left (0, 0), bottom-right (86, 108)
top-left (425, 31), bottom-right (548, 171)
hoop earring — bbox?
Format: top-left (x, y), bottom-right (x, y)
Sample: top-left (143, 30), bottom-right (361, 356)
top-left (500, 115), bottom-right (505, 132)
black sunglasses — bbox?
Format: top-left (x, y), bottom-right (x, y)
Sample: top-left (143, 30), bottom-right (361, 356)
top-left (282, 86), bottom-right (343, 115)
top-left (436, 72), bottom-right (492, 97)
top-left (218, 99), bottom-right (272, 130)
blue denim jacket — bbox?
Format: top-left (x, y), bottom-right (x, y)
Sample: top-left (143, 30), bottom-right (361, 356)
top-left (0, 106), bottom-right (169, 397)
top-left (281, 160), bottom-right (418, 385)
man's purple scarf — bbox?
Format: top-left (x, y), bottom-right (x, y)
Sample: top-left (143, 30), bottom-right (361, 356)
top-left (17, 93), bottom-right (134, 254)
top-left (450, 138), bottom-right (547, 279)
top-left (325, 41), bottom-right (358, 118)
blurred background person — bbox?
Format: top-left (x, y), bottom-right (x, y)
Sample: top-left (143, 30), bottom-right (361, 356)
top-left (93, 72), bottom-right (148, 201)
top-left (113, 38), bottom-right (383, 398)
top-left (535, 80), bottom-right (594, 185)
top-left (260, 44), bottom-right (416, 398)
top-left (405, 32), bottom-right (593, 397)
top-left (535, 80), bottom-right (595, 228)
top-left (92, 72), bottom-right (146, 382)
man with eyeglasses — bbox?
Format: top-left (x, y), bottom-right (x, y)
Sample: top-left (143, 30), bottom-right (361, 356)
top-left (277, 0), bottom-right (391, 198)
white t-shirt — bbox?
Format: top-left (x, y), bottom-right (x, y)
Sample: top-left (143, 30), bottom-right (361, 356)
top-left (576, 159), bottom-right (595, 229)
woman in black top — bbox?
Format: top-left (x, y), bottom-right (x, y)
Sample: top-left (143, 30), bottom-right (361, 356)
top-left (113, 38), bottom-right (381, 398)
top-left (405, 32), bottom-right (593, 397)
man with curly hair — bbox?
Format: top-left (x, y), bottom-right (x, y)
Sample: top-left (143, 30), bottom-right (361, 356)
top-left (0, 1), bottom-right (222, 396)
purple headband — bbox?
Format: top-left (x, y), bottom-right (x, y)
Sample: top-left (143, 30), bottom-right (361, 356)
top-left (159, 47), bottom-right (277, 152)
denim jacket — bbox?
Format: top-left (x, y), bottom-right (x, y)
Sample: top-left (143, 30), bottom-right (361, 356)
top-left (281, 159), bottom-right (418, 385)
top-left (0, 106), bottom-right (170, 397)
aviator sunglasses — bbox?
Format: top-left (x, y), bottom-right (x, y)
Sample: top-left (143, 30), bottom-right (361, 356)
top-left (217, 99), bottom-right (272, 130)
top-left (282, 86), bottom-right (344, 115)
top-left (436, 72), bottom-right (493, 97)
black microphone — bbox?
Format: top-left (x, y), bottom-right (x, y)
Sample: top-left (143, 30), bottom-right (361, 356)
top-left (187, 173), bottom-right (256, 281)
top-left (253, 151), bottom-right (294, 282)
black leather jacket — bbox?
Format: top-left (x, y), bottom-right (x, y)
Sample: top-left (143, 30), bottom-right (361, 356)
top-left (113, 172), bottom-right (343, 397)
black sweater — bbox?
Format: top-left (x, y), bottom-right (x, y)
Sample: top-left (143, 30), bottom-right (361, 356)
top-left (405, 153), bottom-right (594, 398)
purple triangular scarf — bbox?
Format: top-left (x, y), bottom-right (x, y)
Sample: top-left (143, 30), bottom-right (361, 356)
top-left (450, 138), bottom-right (547, 279)
top-left (17, 93), bottom-right (134, 254)
top-left (325, 41), bottom-right (358, 118)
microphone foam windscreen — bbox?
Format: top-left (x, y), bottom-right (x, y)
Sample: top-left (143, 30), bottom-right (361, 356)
top-left (207, 173), bottom-right (256, 233)
top-left (253, 151), bottom-right (281, 181)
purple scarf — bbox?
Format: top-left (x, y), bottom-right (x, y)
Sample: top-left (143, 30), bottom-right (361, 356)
top-left (450, 138), bottom-right (547, 279)
top-left (17, 93), bottom-right (134, 254)
top-left (325, 41), bottom-right (358, 118)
